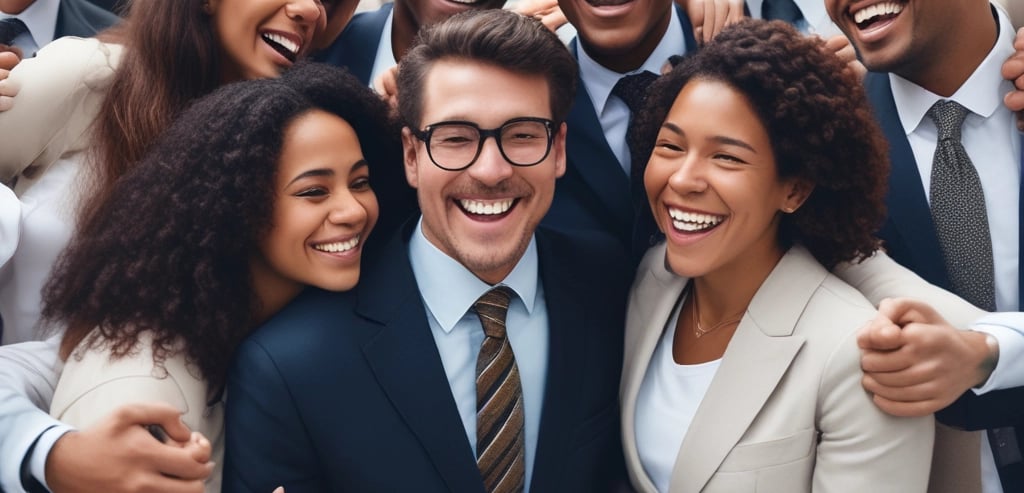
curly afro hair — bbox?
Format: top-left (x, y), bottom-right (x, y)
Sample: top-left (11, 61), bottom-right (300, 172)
top-left (631, 19), bottom-right (889, 269)
top-left (42, 62), bottom-right (410, 400)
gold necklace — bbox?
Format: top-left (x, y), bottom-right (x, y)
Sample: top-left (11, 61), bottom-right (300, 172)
top-left (691, 286), bottom-right (745, 338)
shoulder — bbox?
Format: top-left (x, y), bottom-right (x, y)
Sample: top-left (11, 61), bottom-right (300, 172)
top-left (537, 227), bottom-right (632, 282)
top-left (57, 0), bottom-right (121, 36)
top-left (22, 37), bottom-right (122, 81)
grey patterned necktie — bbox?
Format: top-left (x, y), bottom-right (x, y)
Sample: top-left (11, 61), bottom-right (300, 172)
top-left (473, 286), bottom-right (525, 493)
top-left (0, 18), bottom-right (27, 46)
top-left (927, 100), bottom-right (996, 311)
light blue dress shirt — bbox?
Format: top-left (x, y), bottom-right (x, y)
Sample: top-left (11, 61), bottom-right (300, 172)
top-left (408, 219), bottom-right (549, 492)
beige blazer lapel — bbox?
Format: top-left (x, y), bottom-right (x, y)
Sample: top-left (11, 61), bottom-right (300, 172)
top-left (669, 247), bottom-right (826, 493)
top-left (621, 244), bottom-right (689, 492)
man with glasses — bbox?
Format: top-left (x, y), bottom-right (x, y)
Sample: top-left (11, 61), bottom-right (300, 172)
top-left (222, 9), bottom-right (632, 492)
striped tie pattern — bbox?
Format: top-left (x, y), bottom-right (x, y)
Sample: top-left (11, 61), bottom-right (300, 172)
top-left (473, 286), bottom-right (525, 493)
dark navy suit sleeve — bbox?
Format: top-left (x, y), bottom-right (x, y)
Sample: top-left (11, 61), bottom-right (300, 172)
top-left (223, 337), bottom-right (325, 493)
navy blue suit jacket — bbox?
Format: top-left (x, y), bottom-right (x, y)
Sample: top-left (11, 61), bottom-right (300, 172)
top-left (866, 71), bottom-right (1024, 489)
top-left (314, 3), bottom-right (392, 85)
top-left (222, 223), bottom-right (631, 492)
top-left (57, 0), bottom-right (120, 39)
top-left (542, 5), bottom-right (696, 259)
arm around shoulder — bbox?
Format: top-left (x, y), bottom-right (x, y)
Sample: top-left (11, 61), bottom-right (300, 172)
top-left (0, 37), bottom-right (122, 184)
top-left (813, 330), bottom-right (934, 492)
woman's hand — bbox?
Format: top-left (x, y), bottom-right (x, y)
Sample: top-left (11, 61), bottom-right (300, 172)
top-left (681, 0), bottom-right (746, 45)
top-left (371, 65), bottom-right (399, 114)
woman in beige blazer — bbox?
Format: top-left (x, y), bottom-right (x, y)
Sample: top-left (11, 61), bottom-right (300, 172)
top-left (621, 20), bottom-right (934, 492)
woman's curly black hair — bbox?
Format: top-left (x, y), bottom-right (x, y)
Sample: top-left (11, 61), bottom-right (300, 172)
top-left (631, 19), bottom-right (889, 269)
top-left (41, 62), bottom-right (411, 400)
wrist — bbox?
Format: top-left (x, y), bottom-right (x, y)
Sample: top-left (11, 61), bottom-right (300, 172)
top-left (971, 331), bottom-right (1000, 389)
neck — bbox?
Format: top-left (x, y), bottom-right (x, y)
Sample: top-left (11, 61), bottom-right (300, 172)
top-left (249, 259), bottom-right (305, 326)
top-left (903, 6), bottom-right (998, 96)
top-left (692, 244), bottom-right (784, 322)
top-left (390, 2), bottom-right (417, 64)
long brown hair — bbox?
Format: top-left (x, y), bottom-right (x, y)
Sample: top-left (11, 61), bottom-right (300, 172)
top-left (87, 0), bottom-right (221, 214)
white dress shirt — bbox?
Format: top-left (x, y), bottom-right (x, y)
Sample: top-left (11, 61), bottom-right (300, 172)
top-left (1, 0), bottom-right (59, 56)
top-left (890, 7), bottom-right (1020, 492)
top-left (367, 8), bottom-right (397, 91)
top-left (408, 219), bottom-right (549, 492)
top-left (575, 8), bottom-right (686, 176)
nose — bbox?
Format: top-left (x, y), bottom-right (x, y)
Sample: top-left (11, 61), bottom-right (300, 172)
top-left (666, 155), bottom-right (708, 195)
top-left (287, 0), bottom-right (324, 28)
top-left (327, 190), bottom-right (370, 227)
top-left (466, 136), bottom-right (514, 187)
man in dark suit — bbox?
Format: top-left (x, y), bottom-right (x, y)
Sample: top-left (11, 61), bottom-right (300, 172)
top-left (223, 9), bottom-right (631, 493)
top-left (543, 0), bottom-right (696, 258)
top-left (315, 0), bottom-right (504, 86)
top-left (0, 0), bottom-right (118, 57)
top-left (827, 0), bottom-right (1024, 492)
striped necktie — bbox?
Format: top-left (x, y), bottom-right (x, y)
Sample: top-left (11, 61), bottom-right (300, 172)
top-left (0, 18), bottom-right (28, 46)
top-left (473, 286), bottom-right (525, 493)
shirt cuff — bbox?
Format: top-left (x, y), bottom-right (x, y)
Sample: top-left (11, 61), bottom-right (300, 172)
top-left (971, 313), bottom-right (1024, 394)
top-left (28, 425), bottom-right (73, 492)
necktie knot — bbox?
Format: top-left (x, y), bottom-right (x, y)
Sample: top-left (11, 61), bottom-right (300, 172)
top-left (612, 71), bottom-right (658, 115)
top-left (474, 286), bottom-right (513, 339)
top-left (0, 17), bottom-right (27, 46)
top-left (927, 99), bottom-right (969, 143)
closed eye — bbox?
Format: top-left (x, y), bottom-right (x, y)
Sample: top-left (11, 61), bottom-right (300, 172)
top-left (295, 187), bottom-right (328, 198)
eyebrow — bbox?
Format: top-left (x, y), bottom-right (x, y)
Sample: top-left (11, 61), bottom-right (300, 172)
top-left (661, 122), bottom-right (756, 152)
top-left (284, 160), bottom-right (369, 187)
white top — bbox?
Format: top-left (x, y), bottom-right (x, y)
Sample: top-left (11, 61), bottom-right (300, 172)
top-left (575, 8), bottom-right (687, 176)
top-left (890, 7), bottom-right (1019, 493)
top-left (0, 0), bottom-right (58, 56)
top-left (635, 295), bottom-right (721, 493)
top-left (0, 157), bottom-right (85, 344)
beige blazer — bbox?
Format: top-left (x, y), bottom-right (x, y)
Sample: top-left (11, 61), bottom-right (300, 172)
top-left (621, 245), bottom-right (934, 493)
top-left (50, 330), bottom-right (224, 493)
top-left (0, 37), bottom-right (122, 193)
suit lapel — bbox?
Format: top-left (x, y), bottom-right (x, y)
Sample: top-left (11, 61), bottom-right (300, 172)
top-left (566, 42), bottom-right (633, 236)
top-left (669, 248), bottom-right (820, 493)
top-left (866, 73), bottom-right (951, 288)
top-left (529, 230), bottom-right (592, 489)
top-left (356, 226), bottom-right (485, 493)
top-left (620, 244), bottom-right (689, 492)
top-left (324, 4), bottom-right (391, 85)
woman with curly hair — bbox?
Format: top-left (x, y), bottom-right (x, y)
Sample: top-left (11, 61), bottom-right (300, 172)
top-left (619, 19), bottom-right (934, 492)
top-left (38, 62), bottom-right (394, 493)
top-left (0, 0), bottom-right (369, 344)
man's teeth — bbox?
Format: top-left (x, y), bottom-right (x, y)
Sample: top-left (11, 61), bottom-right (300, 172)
top-left (853, 1), bottom-right (903, 25)
top-left (668, 209), bottom-right (724, 232)
top-left (461, 199), bottom-right (514, 215)
top-left (263, 33), bottom-right (299, 55)
top-left (313, 236), bottom-right (359, 253)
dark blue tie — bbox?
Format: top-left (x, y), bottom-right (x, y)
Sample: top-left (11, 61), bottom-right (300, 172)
top-left (0, 17), bottom-right (27, 46)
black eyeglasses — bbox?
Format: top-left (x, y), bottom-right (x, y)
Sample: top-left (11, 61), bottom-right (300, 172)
top-left (412, 117), bottom-right (555, 171)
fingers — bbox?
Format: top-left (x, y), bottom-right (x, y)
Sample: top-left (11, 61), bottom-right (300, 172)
top-left (186, 432), bottom-right (213, 463)
top-left (274, 488), bottom-right (286, 493)
top-left (710, 0), bottom-right (729, 43)
top-left (687, 0), bottom-right (707, 44)
top-left (857, 313), bottom-right (904, 351)
top-left (871, 393), bottom-right (948, 418)
top-left (113, 402), bottom-right (192, 442)
top-left (875, 297), bottom-right (944, 326)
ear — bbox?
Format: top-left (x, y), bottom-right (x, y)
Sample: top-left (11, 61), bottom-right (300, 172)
top-left (552, 122), bottom-right (567, 179)
top-left (402, 127), bottom-right (420, 189)
top-left (780, 177), bottom-right (813, 213)
top-left (203, 0), bottom-right (218, 15)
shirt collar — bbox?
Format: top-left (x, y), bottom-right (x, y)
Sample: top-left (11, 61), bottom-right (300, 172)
top-left (890, 4), bottom-right (1014, 135)
top-left (575, 7), bottom-right (684, 117)
top-left (1, 0), bottom-right (58, 49)
top-left (408, 218), bottom-right (539, 334)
